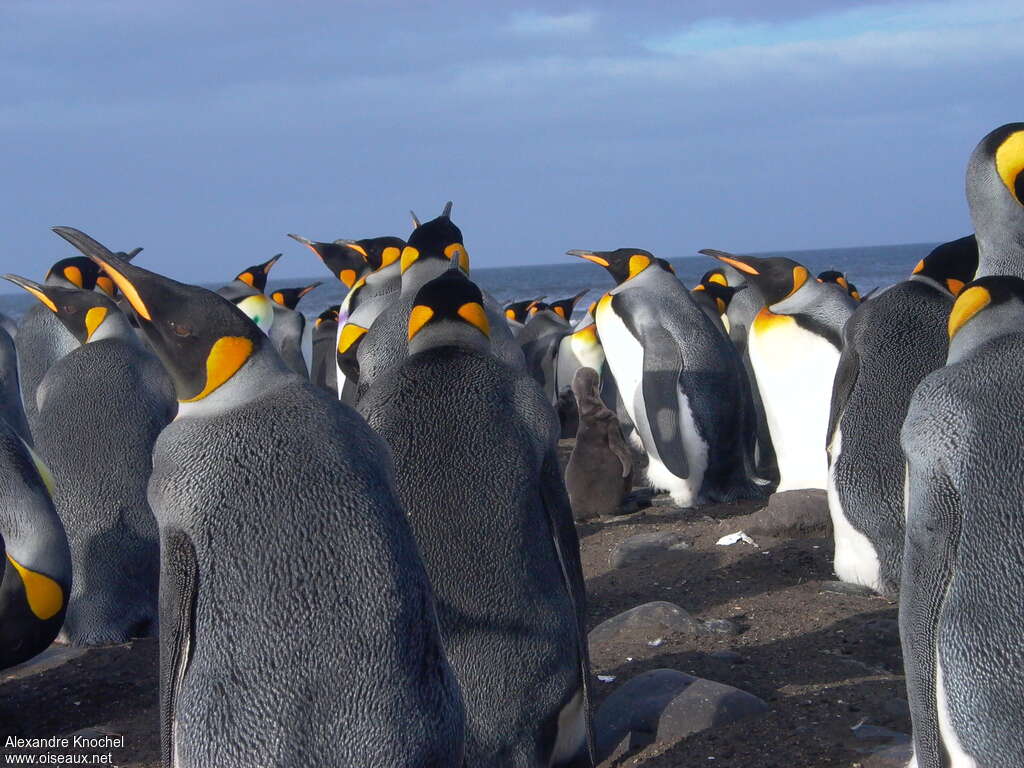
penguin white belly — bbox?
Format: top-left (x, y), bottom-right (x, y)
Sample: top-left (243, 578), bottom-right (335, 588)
top-left (936, 656), bottom-right (977, 767)
top-left (749, 316), bottom-right (838, 491)
top-left (597, 307), bottom-right (706, 507)
top-left (826, 426), bottom-right (882, 590)
top-left (555, 333), bottom-right (605, 395)
top-left (548, 687), bottom-right (585, 766)
top-left (335, 320), bottom-right (349, 401)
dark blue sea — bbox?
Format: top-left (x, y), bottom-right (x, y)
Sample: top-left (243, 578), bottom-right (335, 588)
top-left (0, 243), bottom-right (936, 323)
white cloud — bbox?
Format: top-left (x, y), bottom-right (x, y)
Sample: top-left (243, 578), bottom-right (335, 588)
top-left (507, 10), bottom-right (597, 36)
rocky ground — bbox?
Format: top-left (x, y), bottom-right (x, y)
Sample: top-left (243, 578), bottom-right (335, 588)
top-left (0, 446), bottom-right (912, 768)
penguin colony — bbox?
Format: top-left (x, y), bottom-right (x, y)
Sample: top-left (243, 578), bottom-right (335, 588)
top-left (0, 123), bottom-right (1020, 766)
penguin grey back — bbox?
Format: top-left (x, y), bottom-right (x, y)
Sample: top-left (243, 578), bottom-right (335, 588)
top-left (0, 326), bottom-right (30, 444)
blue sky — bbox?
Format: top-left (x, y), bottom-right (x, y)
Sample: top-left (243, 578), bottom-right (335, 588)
top-left (2, 0), bottom-right (1021, 281)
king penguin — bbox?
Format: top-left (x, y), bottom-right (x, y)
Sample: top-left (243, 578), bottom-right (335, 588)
top-left (310, 304), bottom-right (340, 395)
top-left (966, 122), bottom-right (1024, 278)
top-left (56, 227), bottom-right (465, 768)
top-left (817, 270), bottom-right (861, 302)
top-left (215, 254), bottom-right (281, 334)
top-left (569, 248), bottom-right (762, 506)
top-left (354, 203), bottom-right (522, 405)
top-left (519, 291), bottom-right (589, 404)
top-left (16, 256), bottom-right (102, 437)
top-left (826, 236), bottom-right (977, 596)
top-left (504, 297), bottom-right (545, 337)
top-left (359, 267), bottom-right (593, 766)
top-left (901, 275), bottom-right (1024, 768)
top-left (268, 282), bottom-right (321, 377)
top-left (691, 280), bottom-right (742, 336)
top-left (0, 418), bottom-right (70, 669)
top-left (706, 249), bottom-right (856, 491)
top-left (5, 265), bottom-right (175, 646)
top-left (287, 232), bottom-right (375, 291)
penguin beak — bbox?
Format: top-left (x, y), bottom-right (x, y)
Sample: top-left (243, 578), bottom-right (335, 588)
top-left (51, 227), bottom-right (154, 321)
top-left (948, 285), bottom-right (991, 339)
top-left (299, 282), bottom-right (322, 298)
top-left (2, 274), bottom-right (60, 313)
top-left (566, 250), bottom-right (610, 268)
top-left (701, 249), bottom-right (761, 276)
top-left (260, 253), bottom-right (283, 275)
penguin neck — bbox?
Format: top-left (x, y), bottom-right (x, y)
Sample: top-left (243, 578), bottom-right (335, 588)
top-left (408, 323), bottom-right (491, 356)
top-left (174, 346), bottom-right (298, 421)
top-left (974, 228), bottom-right (1024, 280)
top-left (769, 283), bottom-right (855, 333)
top-left (89, 312), bottom-right (140, 346)
top-left (401, 260), bottom-right (452, 296)
top-left (908, 274), bottom-right (949, 295)
top-left (947, 308), bottom-right (1024, 364)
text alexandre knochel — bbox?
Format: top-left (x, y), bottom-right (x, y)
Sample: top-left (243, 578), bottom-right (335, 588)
top-left (5, 735), bottom-right (124, 749)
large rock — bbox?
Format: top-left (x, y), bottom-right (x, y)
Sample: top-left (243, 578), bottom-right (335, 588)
top-left (610, 532), bottom-right (691, 569)
top-left (745, 489), bottom-right (831, 537)
top-left (588, 602), bottom-right (702, 646)
top-left (594, 668), bottom-right (768, 760)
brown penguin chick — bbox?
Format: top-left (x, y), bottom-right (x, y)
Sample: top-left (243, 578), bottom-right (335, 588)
top-left (565, 367), bottom-right (633, 520)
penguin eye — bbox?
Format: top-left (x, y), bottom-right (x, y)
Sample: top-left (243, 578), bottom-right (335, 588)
top-left (62, 304), bottom-right (77, 314)
top-left (170, 322), bottom-right (193, 338)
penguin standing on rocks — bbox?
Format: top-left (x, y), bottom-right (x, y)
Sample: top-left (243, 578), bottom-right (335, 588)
top-left (697, 259), bottom-right (777, 483)
top-left (359, 268), bottom-right (593, 766)
top-left (268, 282), bottom-right (321, 377)
top-left (310, 305), bottom-right (340, 395)
top-left (215, 254), bottom-right (281, 334)
top-left (58, 228), bottom-right (465, 768)
top-left (16, 256), bottom-right (102, 436)
top-left (565, 367), bottom-right (633, 521)
top-left (901, 275), bottom-right (1024, 768)
top-left (705, 249), bottom-right (856, 491)
top-left (966, 122), bottom-right (1024, 278)
top-left (5, 267), bottom-right (175, 646)
top-left (570, 248), bottom-right (761, 507)
top-left (0, 418), bottom-right (70, 669)
top-left (827, 236), bottom-right (977, 596)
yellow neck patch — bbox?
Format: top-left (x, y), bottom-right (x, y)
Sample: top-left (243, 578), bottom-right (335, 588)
top-left (457, 302), bottom-right (490, 337)
top-left (237, 272), bottom-right (256, 287)
top-left (627, 255), bottom-right (651, 279)
top-left (180, 336), bottom-right (254, 403)
top-left (84, 306), bottom-right (108, 341)
top-left (715, 297), bottom-right (727, 314)
top-left (946, 278), bottom-right (966, 296)
top-left (572, 324), bottom-right (598, 343)
top-left (948, 285), bottom-right (990, 339)
top-left (380, 246), bottom-right (401, 268)
top-left (338, 269), bottom-right (357, 288)
top-left (911, 259), bottom-right (926, 275)
top-left (505, 308), bottom-right (516, 320)
top-left (271, 291), bottom-right (286, 306)
top-left (995, 130), bottom-right (1024, 205)
top-left (753, 306), bottom-right (796, 334)
top-left (96, 276), bottom-right (115, 297)
top-left (444, 243), bottom-right (470, 272)
top-left (708, 272), bottom-right (728, 286)
top-left (63, 265), bottom-right (84, 288)
top-left (7, 554), bottom-right (63, 620)
top-left (400, 246), bottom-right (421, 274)
top-left (408, 305), bottom-right (434, 340)
top-left (785, 266), bottom-right (809, 299)
top-left (337, 324), bottom-right (368, 355)
top-left (554, 306), bottom-right (566, 319)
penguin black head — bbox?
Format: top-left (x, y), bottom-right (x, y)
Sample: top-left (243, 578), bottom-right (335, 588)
top-left (910, 235), bottom-right (979, 297)
top-left (549, 290), bottom-right (589, 322)
top-left (567, 248), bottom-right (664, 284)
top-left (52, 227), bottom-right (267, 403)
top-left (699, 268), bottom-right (729, 288)
top-left (504, 297), bottom-right (545, 324)
top-left (700, 249), bottom-right (810, 307)
top-left (288, 233), bottom-right (379, 288)
top-left (694, 282), bottom-right (742, 315)
top-left (407, 268), bottom-right (490, 353)
top-left (401, 202), bottom-right (468, 275)
top-left (270, 282), bottom-right (322, 311)
top-left (316, 305), bottom-right (340, 328)
top-left (3, 274), bottom-right (122, 345)
top-left (44, 256), bottom-right (101, 291)
top-left (817, 270), bottom-right (849, 290)
top-left (846, 282), bottom-right (862, 302)
top-left (947, 275), bottom-right (1024, 344)
top-left (231, 253), bottom-right (282, 293)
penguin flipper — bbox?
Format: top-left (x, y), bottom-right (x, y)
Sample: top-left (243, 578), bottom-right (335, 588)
top-left (826, 332), bottom-right (860, 451)
top-left (159, 530), bottom-right (198, 768)
top-left (638, 327), bottom-right (689, 479)
top-left (540, 450), bottom-right (596, 766)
